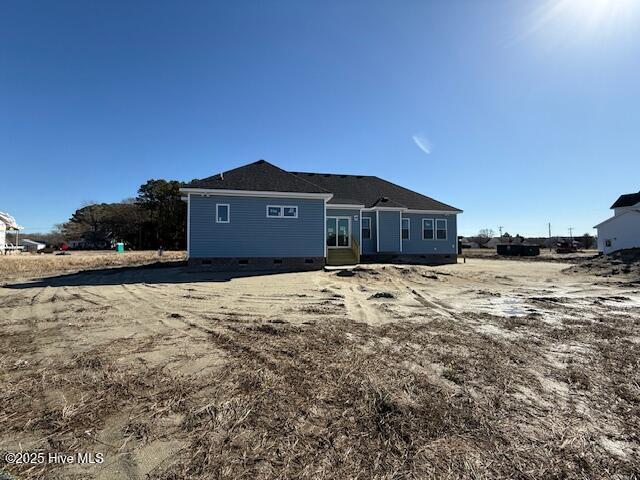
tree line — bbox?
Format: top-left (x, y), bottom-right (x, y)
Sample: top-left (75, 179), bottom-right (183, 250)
top-left (58, 179), bottom-right (187, 250)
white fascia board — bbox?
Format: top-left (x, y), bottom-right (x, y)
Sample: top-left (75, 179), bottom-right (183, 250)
top-left (180, 188), bottom-right (333, 200)
top-left (364, 207), bottom-right (407, 212)
top-left (326, 204), bottom-right (365, 209)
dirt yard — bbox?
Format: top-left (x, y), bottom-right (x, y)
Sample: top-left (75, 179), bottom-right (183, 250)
top-left (1, 256), bottom-right (639, 479)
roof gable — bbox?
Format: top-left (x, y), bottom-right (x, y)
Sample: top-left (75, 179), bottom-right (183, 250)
top-left (611, 192), bottom-right (640, 209)
top-left (595, 209), bottom-right (640, 228)
top-left (183, 160), bottom-right (330, 194)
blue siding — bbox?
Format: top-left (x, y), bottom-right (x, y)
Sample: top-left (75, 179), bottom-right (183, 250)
top-left (401, 213), bottom-right (458, 254)
top-left (378, 211), bottom-right (402, 253)
top-left (189, 195), bottom-right (325, 258)
top-left (362, 213), bottom-right (376, 254)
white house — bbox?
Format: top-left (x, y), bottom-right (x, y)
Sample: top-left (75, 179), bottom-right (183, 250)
top-left (594, 191), bottom-right (640, 254)
top-left (0, 211), bottom-right (23, 255)
top-left (22, 239), bottom-right (46, 253)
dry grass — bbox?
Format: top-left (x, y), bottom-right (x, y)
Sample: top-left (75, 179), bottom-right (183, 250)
top-left (1, 258), bottom-right (639, 478)
top-left (0, 250), bottom-right (186, 284)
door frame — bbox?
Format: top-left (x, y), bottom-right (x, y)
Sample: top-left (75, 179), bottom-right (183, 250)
top-left (326, 216), bottom-right (351, 249)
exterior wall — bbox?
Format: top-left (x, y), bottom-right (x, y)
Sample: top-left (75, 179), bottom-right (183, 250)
top-left (189, 194), bottom-right (325, 258)
top-left (596, 212), bottom-right (640, 254)
top-left (0, 224), bottom-right (5, 254)
top-left (361, 212), bottom-right (377, 254)
top-left (326, 208), bottom-right (360, 251)
top-left (377, 210), bottom-right (402, 253)
top-left (614, 203), bottom-right (640, 216)
top-left (401, 213), bottom-right (458, 255)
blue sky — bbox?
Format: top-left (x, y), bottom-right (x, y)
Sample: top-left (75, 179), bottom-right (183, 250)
top-left (2, 0), bottom-right (639, 237)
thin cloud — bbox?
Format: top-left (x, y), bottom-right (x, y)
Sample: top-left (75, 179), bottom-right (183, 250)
top-left (412, 134), bottom-right (432, 155)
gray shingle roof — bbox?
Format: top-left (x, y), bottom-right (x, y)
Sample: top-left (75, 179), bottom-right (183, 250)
top-left (184, 160), bottom-right (461, 212)
top-left (611, 191), bottom-right (640, 209)
top-left (183, 160), bottom-right (330, 194)
top-left (291, 172), bottom-right (461, 211)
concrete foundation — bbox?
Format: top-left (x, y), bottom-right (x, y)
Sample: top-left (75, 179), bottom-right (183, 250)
top-left (188, 256), bottom-right (325, 271)
top-left (360, 253), bottom-right (457, 266)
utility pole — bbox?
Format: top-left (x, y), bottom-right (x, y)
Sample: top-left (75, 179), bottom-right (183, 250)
top-left (548, 222), bottom-right (552, 253)
top-left (498, 226), bottom-right (503, 238)
top-left (568, 227), bottom-right (574, 239)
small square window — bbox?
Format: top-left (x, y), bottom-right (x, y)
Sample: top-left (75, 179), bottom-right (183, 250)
top-left (283, 206), bottom-right (298, 217)
top-left (267, 206), bottom-right (282, 217)
top-left (216, 204), bottom-right (229, 223)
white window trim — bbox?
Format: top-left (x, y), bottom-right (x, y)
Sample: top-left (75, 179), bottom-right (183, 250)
top-left (266, 205), bottom-right (299, 218)
top-left (402, 217), bottom-right (410, 240)
top-left (422, 218), bottom-right (434, 240)
top-left (216, 203), bottom-right (230, 223)
top-left (362, 217), bottom-right (371, 240)
top-left (436, 218), bottom-right (447, 240)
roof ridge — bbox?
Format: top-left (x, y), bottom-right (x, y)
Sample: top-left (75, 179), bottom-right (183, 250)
top-left (266, 163), bottom-right (332, 194)
top-left (291, 171), bottom-right (373, 178)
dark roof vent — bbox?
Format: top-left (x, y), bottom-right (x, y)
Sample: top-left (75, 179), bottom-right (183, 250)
top-left (380, 196), bottom-right (389, 203)
top-left (256, 159), bottom-right (266, 164)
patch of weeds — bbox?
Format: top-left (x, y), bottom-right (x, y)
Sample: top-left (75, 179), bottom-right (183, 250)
top-left (368, 292), bottom-right (396, 300)
top-left (442, 363), bottom-right (466, 385)
top-left (123, 421), bottom-right (150, 441)
top-left (567, 367), bottom-right (591, 390)
top-left (254, 324), bottom-right (282, 335)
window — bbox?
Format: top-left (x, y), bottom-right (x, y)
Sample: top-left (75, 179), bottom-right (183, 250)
top-left (402, 218), bottom-right (410, 240)
top-left (362, 217), bottom-right (371, 240)
top-left (216, 204), bottom-right (229, 223)
top-left (436, 219), bottom-right (447, 240)
top-left (422, 219), bottom-right (434, 240)
top-left (283, 206), bottom-right (298, 217)
top-left (267, 205), bottom-right (298, 218)
top-left (267, 206), bottom-right (282, 217)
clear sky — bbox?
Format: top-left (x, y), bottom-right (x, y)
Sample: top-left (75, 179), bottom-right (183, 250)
top-left (2, 0), bottom-right (639, 237)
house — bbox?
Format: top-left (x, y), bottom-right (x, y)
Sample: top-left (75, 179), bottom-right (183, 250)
top-left (180, 160), bottom-right (462, 269)
top-left (594, 191), bottom-right (640, 254)
top-left (21, 239), bottom-right (46, 253)
top-left (0, 211), bottom-right (23, 255)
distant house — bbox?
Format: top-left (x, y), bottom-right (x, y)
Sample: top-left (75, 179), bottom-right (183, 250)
top-left (180, 160), bottom-right (462, 268)
top-left (485, 237), bottom-right (501, 248)
top-left (22, 239), bottom-right (46, 253)
top-left (595, 191), bottom-right (640, 254)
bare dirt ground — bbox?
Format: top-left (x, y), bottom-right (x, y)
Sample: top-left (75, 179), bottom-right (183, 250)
top-left (1, 256), bottom-right (639, 479)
